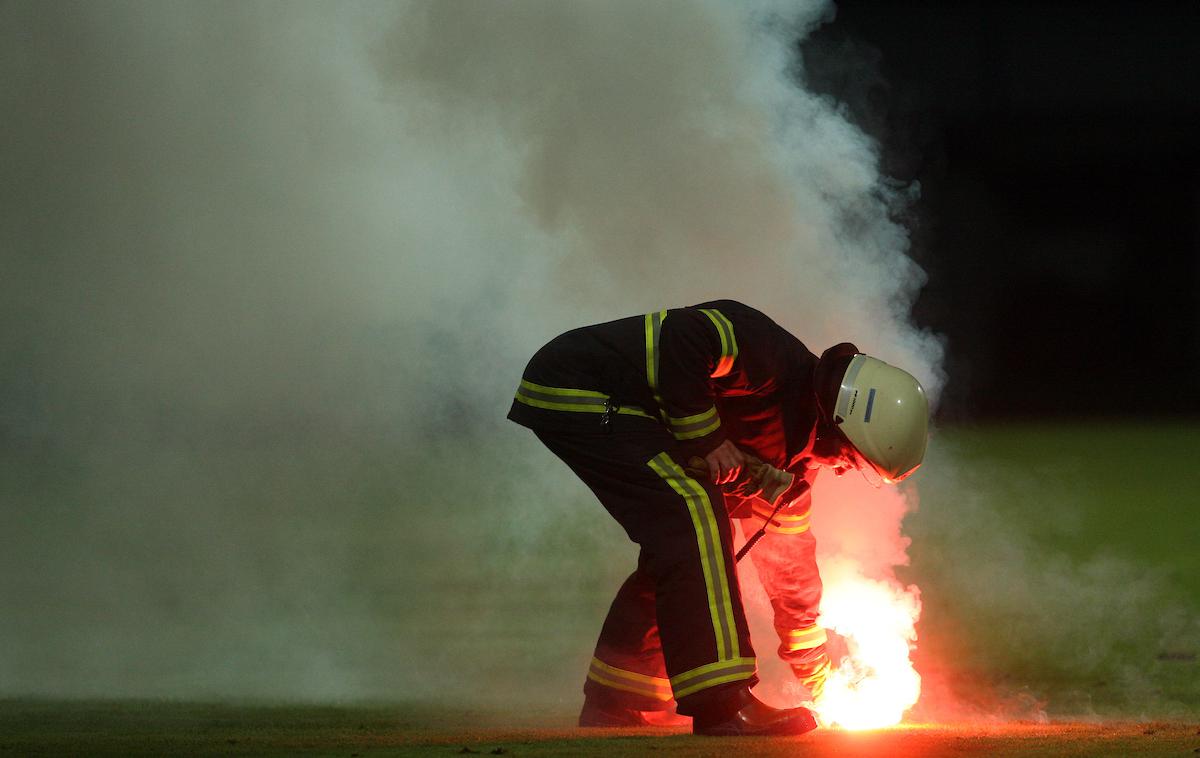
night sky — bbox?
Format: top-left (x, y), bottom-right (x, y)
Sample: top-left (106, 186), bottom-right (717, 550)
top-left (803, 1), bottom-right (1200, 420)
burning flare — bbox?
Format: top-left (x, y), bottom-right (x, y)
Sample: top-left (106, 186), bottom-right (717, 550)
top-left (808, 473), bottom-right (923, 730)
top-left (814, 565), bottom-right (921, 729)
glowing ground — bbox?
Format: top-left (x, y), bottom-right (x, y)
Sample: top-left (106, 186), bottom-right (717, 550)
top-left (2, 700), bottom-right (1198, 757)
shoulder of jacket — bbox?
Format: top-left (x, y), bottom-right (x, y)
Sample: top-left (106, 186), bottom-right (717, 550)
top-left (688, 299), bottom-right (753, 313)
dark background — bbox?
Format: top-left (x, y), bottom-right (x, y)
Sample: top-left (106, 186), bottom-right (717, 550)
top-left (802, 1), bottom-right (1200, 420)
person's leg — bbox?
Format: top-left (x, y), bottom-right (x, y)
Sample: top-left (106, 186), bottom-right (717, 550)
top-left (534, 426), bottom-right (756, 718)
top-left (583, 562), bottom-right (672, 711)
top-left (639, 451), bottom-right (757, 722)
top-left (577, 558), bottom-right (696, 726)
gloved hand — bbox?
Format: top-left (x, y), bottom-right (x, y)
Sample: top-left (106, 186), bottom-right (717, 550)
top-left (687, 452), bottom-right (808, 508)
top-left (731, 455), bottom-right (810, 509)
top-left (790, 643), bottom-right (831, 701)
top-left (703, 439), bottom-right (746, 484)
top-left (742, 457), bottom-right (794, 505)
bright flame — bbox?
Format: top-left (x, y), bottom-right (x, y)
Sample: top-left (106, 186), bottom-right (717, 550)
top-left (806, 472), bottom-right (922, 730)
top-left (814, 566), bottom-right (921, 730)
top-left (741, 471), bottom-right (923, 730)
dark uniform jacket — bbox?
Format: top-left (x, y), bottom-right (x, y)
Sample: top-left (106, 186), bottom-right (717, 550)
top-left (509, 300), bottom-right (830, 659)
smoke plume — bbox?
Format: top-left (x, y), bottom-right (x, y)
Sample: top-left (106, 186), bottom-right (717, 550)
top-left (4, 0), bottom-right (939, 706)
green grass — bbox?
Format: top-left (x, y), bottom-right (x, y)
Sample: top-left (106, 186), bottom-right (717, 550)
top-left (2, 422), bottom-right (1198, 754)
top-left (904, 421), bottom-right (1200, 719)
top-left (1, 699), bottom-right (1198, 757)
top-left (929, 421), bottom-right (1200, 594)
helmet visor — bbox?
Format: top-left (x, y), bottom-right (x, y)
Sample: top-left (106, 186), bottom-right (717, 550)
top-left (815, 422), bottom-right (887, 488)
top-left (842, 443), bottom-right (886, 488)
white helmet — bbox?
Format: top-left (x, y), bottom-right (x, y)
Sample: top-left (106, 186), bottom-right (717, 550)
top-left (833, 354), bottom-right (929, 482)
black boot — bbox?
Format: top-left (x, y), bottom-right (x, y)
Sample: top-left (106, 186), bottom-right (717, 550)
top-left (691, 688), bottom-right (818, 736)
top-left (578, 695), bottom-right (655, 727)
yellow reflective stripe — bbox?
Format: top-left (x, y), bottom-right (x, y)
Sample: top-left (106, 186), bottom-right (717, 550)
top-left (670, 656), bottom-right (755, 684)
top-left (514, 394), bottom-right (600, 413)
top-left (666, 405), bottom-right (720, 440)
top-left (751, 503), bottom-right (810, 522)
top-left (784, 626), bottom-right (827, 651)
top-left (519, 379), bottom-right (608, 398)
top-left (796, 657), bottom-right (830, 699)
top-left (644, 310), bottom-right (669, 421)
top-left (751, 502), bottom-right (810, 534)
top-left (645, 313), bottom-right (656, 390)
top-left (617, 409), bottom-right (655, 419)
top-left (766, 522), bottom-right (809, 535)
top-left (647, 454), bottom-right (739, 661)
top-left (671, 418), bottom-right (720, 440)
top-left (513, 394), bottom-right (653, 418)
top-left (668, 406), bottom-right (719, 426)
top-left (798, 658), bottom-right (832, 684)
top-left (514, 381), bottom-right (654, 418)
top-left (587, 669), bottom-right (674, 701)
top-left (675, 671), bottom-right (757, 700)
top-left (644, 310), bottom-right (666, 392)
top-left (699, 309), bottom-right (738, 378)
top-left (590, 658), bottom-right (671, 687)
top-left (587, 658), bottom-right (673, 700)
top-left (669, 657), bottom-right (756, 699)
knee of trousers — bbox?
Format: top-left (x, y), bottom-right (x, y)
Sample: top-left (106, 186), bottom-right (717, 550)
top-left (639, 455), bottom-right (733, 571)
top-left (637, 512), bottom-right (749, 669)
top-left (639, 521), bottom-right (731, 585)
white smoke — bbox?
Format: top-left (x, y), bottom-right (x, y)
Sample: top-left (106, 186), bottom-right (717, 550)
top-left (1, 0), bottom-right (941, 703)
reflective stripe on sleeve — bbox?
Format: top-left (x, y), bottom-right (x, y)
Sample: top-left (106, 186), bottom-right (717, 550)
top-left (644, 309), bottom-right (669, 420)
top-left (699, 309), bottom-right (738, 378)
top-left (514, 380), bottom-right (653, 418)
top-left (586, 658), bottom-right (673, 702)
top-left (666, 405), bottom-right (720, 441)
top-left (669, 657), bottom-right (757, 699)
top-left (647, 453), bottom-right (739, 662)
top-left (644, 310), bottom-right (667, 395)
top-left (783, 626), bottom-right (828, 652)
top-left (751, 501), bottom-right (811, 534)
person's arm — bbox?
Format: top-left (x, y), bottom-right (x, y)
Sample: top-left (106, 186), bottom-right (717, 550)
top-left (658, 308), bottom-right (741, 478)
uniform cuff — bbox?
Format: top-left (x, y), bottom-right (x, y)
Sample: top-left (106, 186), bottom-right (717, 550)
top-left (666, 405), bottom-right (721, 441)
top-left (779, 625), bottom-right (827, 653)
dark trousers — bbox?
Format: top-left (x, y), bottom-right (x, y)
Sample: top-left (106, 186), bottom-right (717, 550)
top-left (535, 420), bottom-right (757, 717)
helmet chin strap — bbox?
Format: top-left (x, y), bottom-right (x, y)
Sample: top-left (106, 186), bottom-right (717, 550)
top-left (813, 342), bottom-right (860, 426)
top-left (799, 407), bottom-right (847, 466)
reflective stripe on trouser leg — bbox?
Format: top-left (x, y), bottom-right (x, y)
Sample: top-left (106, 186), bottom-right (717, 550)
top-left (529, 428), bottom-right (754, 709)
top-left (584, 566), bottom-right (674, 710)
top-left (751, 501), bottom-right (811, 534)
top-left (783, 625), bottom-right (828, 652)
top-left (647, 453), bottom-right (738, 660)
top-left (670, 657), bottom-right (757, 699)
top-left (586, 657), bottom-right (673, 702)
top-left (647, 453), bottom-right (756, 699)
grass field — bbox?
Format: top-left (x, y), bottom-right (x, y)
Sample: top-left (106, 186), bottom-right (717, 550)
top-left (922, 422), bottom-right (1200, 597)
top-left (903, 422), bottom-right (1200, 721)
top-left (2, 422), bottom-right (1198, 755)
top-left (2, 699), bottom-right (1199, 757)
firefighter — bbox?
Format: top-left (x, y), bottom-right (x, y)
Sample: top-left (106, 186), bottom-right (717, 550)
top-left (508, 300), bottom-right (928, 736)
